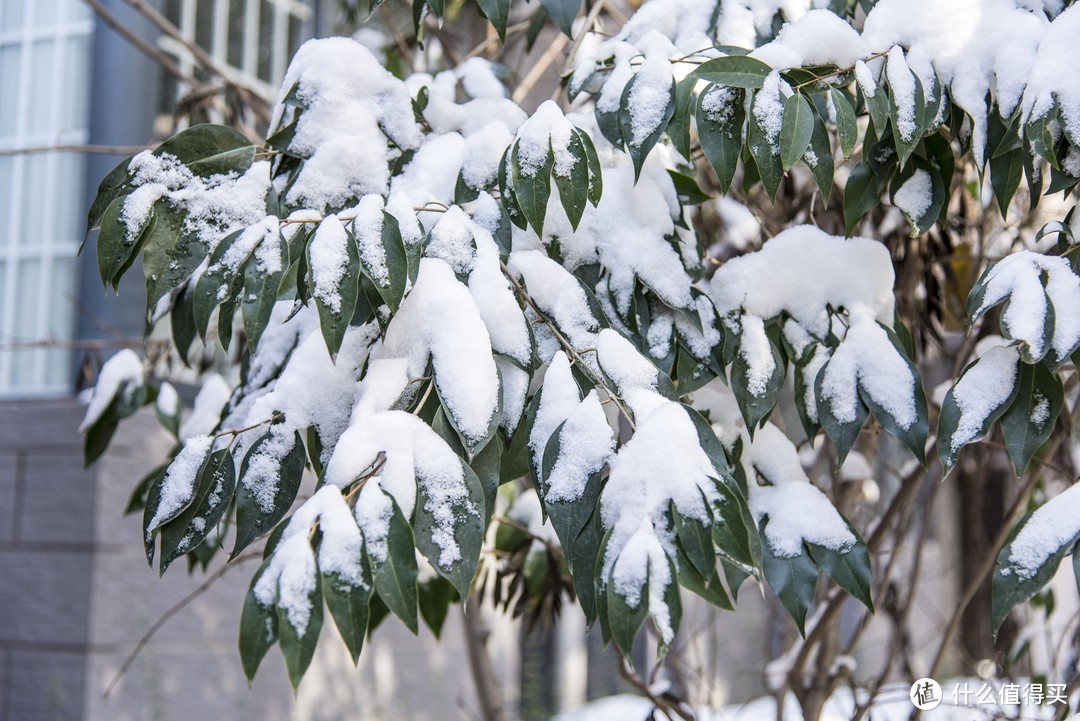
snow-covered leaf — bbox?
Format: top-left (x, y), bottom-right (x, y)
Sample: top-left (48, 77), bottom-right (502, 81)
top-left (806, 114), bottom-right (835, 206)
top-left (805, 526), bottom-right (873, 612)
top-left (831, 88), bottom-right (857, 158)
top-left (153, 123), bottom-right (256, 178)
top-left (85, 154), bottom-right (134, 240)
top-left (748, 89), bottom-right (783, 201)
top-left (277, 565), bottom-right (323, 689)
top-left (158, 447), bottom-right (236, 575)
top-left (697, 85), bottom-right (745, 195)
top-left (1000, 361), bottom-right (1064, 475)
top-left (241, 231), bottom-right (288, 350)
top-left (555, 132), bottom-right (589, 230)
top-left (510, 141), bottom-right (553, 237)
top-left (96, 195), bottom-right (149, 290)
top-left (370, 491), bottom-right (419, 634)
top-left (142, 201), bottom-right (200, 321)
top-left (239, 558), bottom-right (279, 682)
top-left (413, 459), bottom-right (486, 597)
top-left (323, 550), bottom-right (372, 663)
top-left (618, 61), bottom-right (676, 181)
top-left (730, 317), bottom-right (785, 435)
top-left (760, 525), bottom-right (818, 635)
top-left (673, 493), bottom-right (716, 582)
top-left (308, 217), bottom-right (361, 359)
top-left (843, 162), bottom-right (879, 236)
top-left (233, 430), bottom-right (307, 557)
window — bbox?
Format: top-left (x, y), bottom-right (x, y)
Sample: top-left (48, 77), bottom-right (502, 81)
top-left (0, 0), bottom-right (93, 396)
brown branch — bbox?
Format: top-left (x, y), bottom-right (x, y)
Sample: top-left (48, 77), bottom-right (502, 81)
top-left (0, 144), bottom-right (149, 157)
top-left (103, 551), bottom-right (261, 699)
top-left (617, 650), bottom-right (696, 721)
top-left (83, 0), bottom-right (196, 84)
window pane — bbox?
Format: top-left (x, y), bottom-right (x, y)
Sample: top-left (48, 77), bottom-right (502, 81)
top-left (20, 154), bottom-right (48, 245)
top-left (11, 258), bottom-right (42, 386)
top-left (27, 39), bottom-right (56, 134)
top-left (0, 44), bottom-right (21, 141)
top-left (0, 0), bottom-right (25, 32)
top-left (61, 34), bottom-right (90, 133)
top-left (44, 256), bottom-right (76, 387)
top-left (0, 156), bottom-right (12, 227)
top-left (31, 0), bottom-right (62, 29)
top-left (54, 154), bottom-right (85, 242)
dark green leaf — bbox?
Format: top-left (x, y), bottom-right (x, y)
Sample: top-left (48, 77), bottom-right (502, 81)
top-left (360, 212), bottom-right (409, 312)
top-left (154, 124), bottom-right (256, 177)
top-left (607, 560), bottom-right (649, 656)
top-left (540, 422), bottom-right (604, 552)
top-left (540, 0), bottom-right (579, 37)
top-left (666, 170), bottom-right (711, 205)
top-left (831, 88), bottom-right (857, 158)
top-left (414, 460), bottom-right (485, 597)
top-left (815, 359), bottom-right (870, 467)
top-left (937, 351), bottom-right (1021, 476)
top-left (158, 448), bottom-right (237, 575)
top-left (555, 132), bottom-right (590, 230)
top-left (761, 527), bottom-right (818, 635)
top-left (323, 557), bottom-right (372, 663)
top-left (278, 565), bottom-right (323, 689)
top-left (309, 224), bottom-right (360, 360)
top-left (858, 324), bottom-right (928, 464)
top-left (673, 495), bottom-right (716, 581)
top-left (697, 85), bottom-right (745, 195)
top-left (371, 492), bottom-right (419, 633)
top-left (575, 128), bottom-right (603, 206)
top-left (171, 284), bottom-right (198, 365)
top-left (730, 328), bottom-right (785, 434)
top-left (418, 574), bottom-right (454, 638)
top-left (241, 233), bottom-right (287, 350)
top-left (989, 148), bottom-right (1024, 221)
top-left (194, 228), bottom-right (246, 341)
top-left (691, 55), bottom-right (772, 88)
top-left (233, 430), bottom-right (307, 557)
top-left (748, 92), bottom-right (783, 201)
top-left (807, 114), bottom-right (835, 206)
top-left (142, 202), bottom-right (202, 322)
top-left (239, 559), bottom-right (278, 682)
top-left (620, 73), bottom-right (676, 181)
top-left (86, 155), bottom-right (134, 239)
top-left (511, 141), bottom-right (554, 237)
top-left (843, 162), bottom-right (879, 236)
top-left (806, 530), bottom-right (873, 612)
top-left (475, 0), bottom-right (510, 39)
top-left (669, 75), bottom-right (696, 162)
top-left (780, 93), bottom-right (815, 171)
top-left (993, 509), bottom-right (1080, 632)
top-left (887, 68), bottom-right (925, 166)
top-left (676, 554), bottom-right (732, 610)
top-left (1000, 361), bottom-right (1064, 475)
top-left (96, 196), bottom-right (149, 290)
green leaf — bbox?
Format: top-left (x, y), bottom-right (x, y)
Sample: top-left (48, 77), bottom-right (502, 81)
top-left (86, 154), bottom-right (134, 239)
top-left (239, 559), bottom-right (278, 682)
top-left (194, 228), bottom-right (246, 341)
top-left (233, 430), bottom-right (307, 557)
top-left (555, 132), bottom-right (590, 230)
top-left (859, 77), bottom-right (889, 138)
top-left (607, 561), bottom-right (649, 656)
top-left (154, 124), bottom-right (256, 177)
top-left (620, 73), bottom-right (677, 181)
top-left (831, 88), bottom-right (857, 158)
top-left (691, 55), bottom-right (772, 89)
top-left (371, 491), bottom-right (419, 634)
top-left (322, 557), bottom-right (372, 663)
top-left (666, 170), bottom-right (711, 205)
top-left (539, 421), bottom-right (604, 553)
top-left (475, 0), bottom-right (510, 39)
top-left (142, 201), bottom-right (202, 322)
top-left (806, 530), bottom-right (873, 612)
top-left (887, 69), bottom-right (925, 166)
top-left (730, 329), bottom-right (785, 434)
top-left (309, 226), bottom-right (360, 360)
top-left (859, 324), bottom-right (928, 464)
top-left (511, 141), bottom-right (554, 237)
top-left (993, 510), bottom-right (1080, 633)
top-left (697, 85), bottom-right (745, 195)
top-left (575, 127), bottom-right (603, 206)
top-left (937, 351), bottom-right (1021, 476)
top-left (170, 284), bottom-right (198, 365)
top-left (890, 160), bottom-right (946, 236)
top-left (241, 233), bottom-right (287, 351)
top-left (807, 114), bottom-right (835, 206)
top-left (843, 162), bottom-right (879, 236)
top-left (277, 565), bottom-right (323, 690)
top-left (418, 575), bottom-right (455, 638)
top-left (360, 212), bottom-right (409, 312)
top-left (780, 93), bottom-right (815, 171)
top-left (1000, 361), bottom-right (1064, 475)
top-left (158, 448), bottom-right (237, 575)
top-left (96, 196), bottom-right (149, 290)
top-left (761, 527), bottom-right (818, 635)
top-left (676, 554), bottom-right (732, 610)
top-left (673, 495), bottom-right (716, 582)
top-left (748, 92), bottom-right (783, 201)
top-left (669, 75), bottom-right (696, 162)
top-left (414, 460), bottom-right (485, 598)
top-left (568, 507), bottom-right (603, 624)
top-left (815, 360), bottom-right (870, 467)
top-left (989, 148), bottom-right (1024, 221)
top-left (1026, 110), bottom-right (1058, 170)
top-left (539, 0), bottom-right (579, 37)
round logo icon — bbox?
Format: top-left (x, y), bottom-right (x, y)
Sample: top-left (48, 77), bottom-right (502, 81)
top-left (910, 678), bottom-right (943, 710)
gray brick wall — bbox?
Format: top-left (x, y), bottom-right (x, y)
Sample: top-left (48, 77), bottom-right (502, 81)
top-left (0, 399), bottom-right (95, 721)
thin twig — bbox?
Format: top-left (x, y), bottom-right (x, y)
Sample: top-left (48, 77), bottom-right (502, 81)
top-left (0, 143), bottom-right (149, 157)
top-left (617, 650), bottom-right (696, 721)
top-left (103, 551), bottom-right (260, 699)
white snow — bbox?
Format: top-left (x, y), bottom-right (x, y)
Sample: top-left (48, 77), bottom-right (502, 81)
top-left (309, 215), bottom-right (351, 315)
top-left (751, 9), bottom-right (870, 71)
top-left (426, 206), bottom-right (476, 276)
top-left (508, 251), bottom-right (601, 357)
top-left (885, 46), bottom-right (917, 141)
top-left (156, 381), bottom-right (180, 420)
top-left (1006, 482), bottom-right (1080, 579)
top-left (948, 344), bottom-right (1020, 452)
top-left (893, 169), bottom-right (932, 221)
top-left (254, 530), bottom-right (318, 635)
top-left (626, 52), bottom-right (674, 148)
top-left (1022, 4), bottom-right (1080, 144)
top-left (79, 349), bottom-right (144, 433)
top-left (739, 315), bottom-right (775, 397)
top-left (753, 72), bottom-right (787, 151)
top-left (350, 195), bottom-right (388, 285)
top-left (146, 434), bottom-right (214, 536)
top-left (179, 373), bottom-right (231, 440)
top-left (514, 101), bottom-right (578, 178)
top-left (544, 390), bottom-right (615, 502)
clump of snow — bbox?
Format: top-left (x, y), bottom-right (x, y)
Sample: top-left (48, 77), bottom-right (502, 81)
top-left (254, 531), bottom-right (318, 635)
top-left (709, 226), bottom-right (896, 339)
top-left (79, 349), bottom-right (144, 433)
top-left (179, 373), bottom-right (231, 440)
top-left (156, 381), bottom-right (180, 419)
top-left (1022, 4), bottom-right (1080, 143)
top-left (819, 309), bottom-right (916, 429)
top-left (350, 195), bottom-right (388, 285)
top-left (146, 435), bottom-right (214, 536)
top-left (1006, 482), bottom-right (1080, 579)
top-left (626, 52), bottom-right (673, 148)
top-left (739, 315), bottom-right (775, 397)
top-left (947, 345), bottom-right (1020, 451)
top-left (426, 206), bottom-right (476, 276)
top-left (854, 60), bottom-right (877, 99)
top-left (514, 101), bottom-right (577, 178)
top-left (462, 123), bottom-right (513, 190)
top-left (466, 224), bottom-right (531, 366)
top-left (885, 46), bottom-right (917, 141)
top-left (544, 391), bottom-right (615, 502)
top-left (893, 169), bottom-right (933, 221)
top-left (975, 250), bottom-right (1080, 363)
top-left (270, 37), bottom-right (420, 213)
top-left (753, 72), bottom-right (787, 151)
top-left (309, 215), bottom-right (351, 315)
top-left (508, 251), bottom-right (601, 357)
top-left (751, 9), bottom-right (870, 70)
top-left (378, 258), bottom-right (499, 443)
top-left (455, 57), bottom-right (507, 99)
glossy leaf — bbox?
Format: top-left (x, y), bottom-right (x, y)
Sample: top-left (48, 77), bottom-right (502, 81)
top-left (277, 567), bottom-right (323, 689)
top-left (780, 93), bottom-right (815, 171)
top-left (414, 460), bottom-right (486, 597)
top-left (1000, 361), bottom-right (1064, 475)
top-left (691, 56), bottom-right (772, 88)
top-left (761, 529), bottom-right (818, 635)
top-left (371, 492), bottom-right (419, 634)
top-left (158, 447), bottom-right (237, 575)
top-left (697, 85), bottom-right (745, 194)
top-left (239, 559), bottom-right (278, 682)
top-left (233, 431), bottom-right (307, 557)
